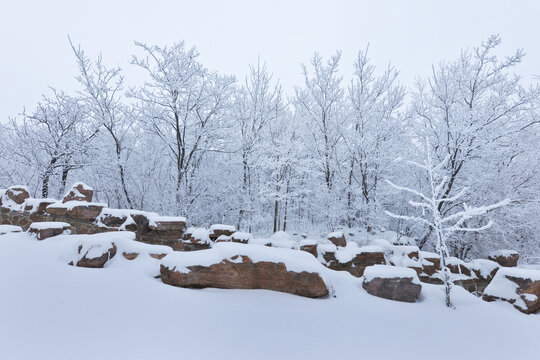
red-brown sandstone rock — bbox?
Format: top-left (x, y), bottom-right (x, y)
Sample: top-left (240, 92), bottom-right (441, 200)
top-left (362, 265), bottom-right (422, 303)
top-left (488, 250), bottom-right (519, 267)
top-left (62, 182), bottom-right (93, 203)
top-left (28, 222), bottom-right (71, 240)
top-left (73, 242), bottom-right (117, 268)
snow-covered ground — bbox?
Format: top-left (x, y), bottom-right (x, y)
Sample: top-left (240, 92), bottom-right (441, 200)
top-left (0, 231), bottom-right (538, 360)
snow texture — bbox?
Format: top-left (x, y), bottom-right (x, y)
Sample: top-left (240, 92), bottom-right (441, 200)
top-left (363, 265), bottom-right (420, 285)
top-left (0, 232), bottom-right (538, 360)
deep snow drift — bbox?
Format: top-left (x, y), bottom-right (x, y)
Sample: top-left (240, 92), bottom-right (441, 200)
top-left (0, 231), bottom-right (538, 360)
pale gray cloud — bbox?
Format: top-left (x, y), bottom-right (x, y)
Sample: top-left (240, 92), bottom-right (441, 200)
top-left (1, 0), bottom-right (538, 122)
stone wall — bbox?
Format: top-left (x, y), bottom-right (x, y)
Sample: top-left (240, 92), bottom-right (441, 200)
top-left (0, 183), bottom-right (186, 248)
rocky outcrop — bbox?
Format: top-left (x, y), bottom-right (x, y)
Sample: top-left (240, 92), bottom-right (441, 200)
top-left (161, 244), bottom-right (329, 298)
top-left (28, 222), bottom-right (71, 240)
top-left (482, 268), bottom-right (540, 314)
top-left (161, 258), bottom-right (328, 298)
top-left (362, 265), bottom-right (422, 303)
top-left (488, 250), bottom-right (519, 267)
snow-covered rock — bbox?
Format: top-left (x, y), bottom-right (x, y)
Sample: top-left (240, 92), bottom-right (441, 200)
top-left (269, 231), bottom-right (295, 249)
top-left (362, 265), bottom-right (422, 303)
top-left (28, 222), bottom-right (71, 240)
top-left (483, 267), bottom-right (540, 314)
top-left (327, 231), bottom-right (346, 247)
top-left (488, 250), bottom-right (519, 267)
top-left (209, 224), bottom-right (236, 240)
top-left (62, 182), bottom-right (93, 203)
top-left (160, 242), bottom-right (329, 298)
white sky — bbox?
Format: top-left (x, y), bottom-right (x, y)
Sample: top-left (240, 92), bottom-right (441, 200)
top-left (1, 0), bottom-right (539, 122)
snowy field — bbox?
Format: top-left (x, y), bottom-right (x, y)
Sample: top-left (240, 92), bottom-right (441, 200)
top-left (1, 232), bottom-right (538, 360)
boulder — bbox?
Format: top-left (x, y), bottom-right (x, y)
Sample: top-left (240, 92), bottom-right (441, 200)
top-left (72, 242), bottom-right (117, 268)
top-left (148, 216), bottom-right (186, 231)
top-left (445, 257), bottom-right (471, 276)
top-left (468, 259), bottom-right (500, 282)
top-left (66, 203), bottom-right (106, 221)
top-left (362, 265), bottom-right (422, 303)
top-left (5, 186), bottom-right (30, 205)
top-left (483, 268), bottom-right (540, 314)
top-left (209, 224), bottom-right (236, 241)
top-left (24, 198), bottom-right (56, 214)
top-left (352, 246), bottom-right (386, 268)
top-left (122, 252), bottom-right (139, 260)
top-left (327, 231), bottom-right (346, 247)
top-left (300, 239), bottom-right (318, 258)
top-left (488, 250), bottom-right (519, 267)
top-left (160, 243), bottom-right (329, 298)
top-left (97, 209), bottom-right (130, 228)
top-left (175, 239), bottom-right (211, 251)
top-left (231, 231), bottom-right (253, 244)
top-left (62, 182), bottom-right (93, 203)
top-left (28, 222), bottom-right (71, 240)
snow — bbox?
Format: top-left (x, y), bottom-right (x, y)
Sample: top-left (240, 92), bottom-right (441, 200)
top-left (209, 224), bottom-right (236, 232)
top-left (327, 231), bottom-right (344, 238)
top-left (148, 215), bottom-right (187, 226)
top-left (317, 243), bottom-right (336, 254)
top-left (47, 200), bottom-right (107, 210)
top-left (231, 231), bottom-right (253, 241)
top-left (162, 242), bottom-right (330, 276)
top-left (483, 267), bottom-right (540, 310)
top-left (468, 259), bottom-right (499, 278)
top-left (420, 250), bottom-right (439, 259)
top-left (269, 231), bottom-right (295, 248)
top-left (334, 244), bottom-right (384, 264)
top-left (23, 198), bottom-right (56, 213)
top-left (185, 227), bottom-right (211, 243)
top-left (363, 265), bottom-right (420, 284)
top-left (490, 249), bottom-right (518, 257)
top-left (299, 239), bottom-right (317, 246)
top-left (28, 222), bottom-right (70, 230)
top-left (0, 225), bottom-right (22, 234)
top-left (0, 232), bottom-right (538, 360)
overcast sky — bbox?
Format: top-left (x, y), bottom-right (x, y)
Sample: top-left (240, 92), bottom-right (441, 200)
top-left (1, 0), bottom-right (538, 123)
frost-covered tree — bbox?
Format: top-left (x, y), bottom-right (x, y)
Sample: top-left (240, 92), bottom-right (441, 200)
top-left (344, 47), bottom-right (405, 231)
top-left (3, 90), bottom-right (93, 197)
top-left (411, 35), bottom-right (540, 251)
top-left (233, 60), bottom-right (281, 231)
top-left (295, 52), bottom-right (345, 229)
top-left (130, 41), bottom-right (235, 215)
top-left (386, 142), bottom-right (509, 307)
top-left (70, 39), bottom-right (135, 208)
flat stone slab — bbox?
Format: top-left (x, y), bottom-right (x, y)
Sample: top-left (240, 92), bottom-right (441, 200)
top-left (28, 222), bottom-right (71, 240)
top-left (362, 265), bottom-right (422, 303)
top-left (161, 243), bottom-right (329, 298)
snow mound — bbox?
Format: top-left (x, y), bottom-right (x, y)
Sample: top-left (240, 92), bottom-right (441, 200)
top-left (489, 249), bottom-right (518, 257)
top-left (28, 222), bottom-right (71, 230)
top-left (0, 225), bottom-right (23, 235)
top-left (270, 231), bottom-right (295, 248)
top-left (209, 224), bottom-right (236, 232)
